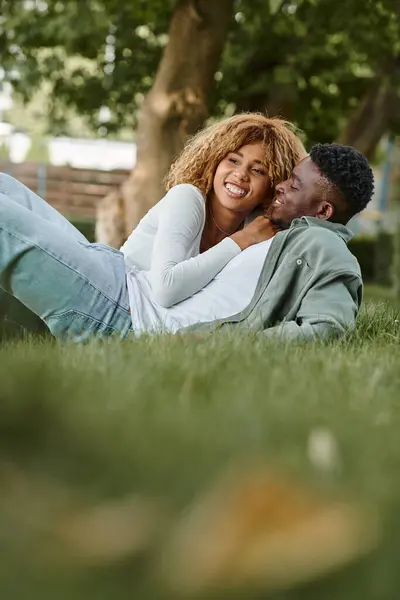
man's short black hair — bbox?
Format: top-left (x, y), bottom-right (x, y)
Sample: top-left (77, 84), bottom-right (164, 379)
top-left (310, 143), bottom-right (374, 221)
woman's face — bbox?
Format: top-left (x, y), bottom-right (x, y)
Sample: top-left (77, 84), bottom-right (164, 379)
top-left (211, 142), bottom-right (271, 215)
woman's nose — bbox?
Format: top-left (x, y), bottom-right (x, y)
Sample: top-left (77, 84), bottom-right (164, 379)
top-left (235, 167), bottom-right (250, 182)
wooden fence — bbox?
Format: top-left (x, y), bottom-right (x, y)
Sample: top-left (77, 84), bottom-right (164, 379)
top-left (0, 161), bottom-right (130, 220)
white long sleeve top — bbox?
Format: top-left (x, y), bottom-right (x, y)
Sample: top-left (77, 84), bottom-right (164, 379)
top-left (120, 184), bottom-right (241, 307)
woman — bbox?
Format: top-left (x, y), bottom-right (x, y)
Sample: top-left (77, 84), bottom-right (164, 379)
top-left (0, 113), bottom-right (305, 341)
top-left (121, 113), bottom-right (306, 307)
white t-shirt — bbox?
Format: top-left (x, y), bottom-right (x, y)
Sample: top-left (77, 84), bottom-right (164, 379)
top-left (127, 238), bottom-right (273, 335)
top-left (120, 184), bottom-right (241, 307)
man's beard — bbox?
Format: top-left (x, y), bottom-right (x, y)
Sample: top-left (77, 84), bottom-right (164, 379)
top-left (265, 205), bottom-right (291, 230)
top-left (270, 217), bottom-right (291, 230)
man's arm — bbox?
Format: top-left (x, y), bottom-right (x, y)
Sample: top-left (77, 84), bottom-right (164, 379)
top-left (263, 272), bottom-right (362, 342)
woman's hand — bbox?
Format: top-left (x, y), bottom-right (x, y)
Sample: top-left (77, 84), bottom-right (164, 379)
top-left (230, 216), bottom-right (280, 251)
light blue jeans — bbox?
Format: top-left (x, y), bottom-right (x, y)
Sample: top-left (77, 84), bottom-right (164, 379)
top-left (0, 173), bottom-right (132, 341)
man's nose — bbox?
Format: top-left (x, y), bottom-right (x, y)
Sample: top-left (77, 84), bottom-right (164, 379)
top-left (275, 180), bottom-right (285, 194)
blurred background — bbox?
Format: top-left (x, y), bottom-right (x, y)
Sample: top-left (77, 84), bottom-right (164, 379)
top-left (1, 4), bottom-right (400, 599)
top-left (1, 0), bottom-right (400, 283)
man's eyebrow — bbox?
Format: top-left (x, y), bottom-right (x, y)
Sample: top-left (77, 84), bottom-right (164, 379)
top-left (292, 172), bottom-right (302, 184)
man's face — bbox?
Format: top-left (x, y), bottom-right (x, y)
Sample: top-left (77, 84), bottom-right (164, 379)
top-left (268, 156), bottom-right (327, 229)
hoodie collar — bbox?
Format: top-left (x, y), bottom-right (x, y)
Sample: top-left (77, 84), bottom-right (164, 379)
top-left (289, 216), bottom-right (354, 243)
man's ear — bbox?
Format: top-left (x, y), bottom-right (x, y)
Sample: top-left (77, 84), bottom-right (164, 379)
top-left (317, 201), bottom-right (335, 221)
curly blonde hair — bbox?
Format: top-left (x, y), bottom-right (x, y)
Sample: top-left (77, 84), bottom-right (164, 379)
top-left (165, 113), bottom-right (307, 200)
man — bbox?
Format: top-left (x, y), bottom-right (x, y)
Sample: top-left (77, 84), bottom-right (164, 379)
top-left (0, 143), bottom-right (373, 342)
top-left (183, 143), bottom-right (374, 340)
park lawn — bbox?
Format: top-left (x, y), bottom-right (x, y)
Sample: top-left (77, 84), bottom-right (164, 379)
top-left (0, 295), bottom-right (399, 600)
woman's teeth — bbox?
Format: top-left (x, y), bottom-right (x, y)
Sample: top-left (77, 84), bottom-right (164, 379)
top-left (225, 183), bottom-right (247, 196)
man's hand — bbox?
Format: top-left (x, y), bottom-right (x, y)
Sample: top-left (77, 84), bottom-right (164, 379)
top-left (231, 216), bottom-right (280, 251)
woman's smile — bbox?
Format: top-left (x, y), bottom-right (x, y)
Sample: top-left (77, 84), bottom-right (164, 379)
top-left (224, 182), bottom-right (248, 198)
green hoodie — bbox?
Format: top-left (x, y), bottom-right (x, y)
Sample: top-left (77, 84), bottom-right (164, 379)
top-left (184, 216), bottom-right (362, 341)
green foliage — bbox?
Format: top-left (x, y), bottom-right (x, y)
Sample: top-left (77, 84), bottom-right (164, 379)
top-left (70, 218), bottom-right (96, 242)
top-left (25, 135), bottom-right (49, 163)
top-left (349, 235), bottom-right (377, 282)
top-left (1, 0), bottom-right (399, 143)
top-left (349, 232), bottom-right (393, 285)
top-left (375, 229), bottom-right (395, 285)
top-left (0, 142), bottom-right (9, 159)
top-left (213, 0), bottom-right (400, 144)
top-left (1, 0), bottom-right (176, 134)
top-left (0, 297), bottom-right (399, 598)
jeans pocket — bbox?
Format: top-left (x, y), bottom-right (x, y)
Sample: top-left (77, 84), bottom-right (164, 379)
top-left (46, 309), bottom-right (124, 341)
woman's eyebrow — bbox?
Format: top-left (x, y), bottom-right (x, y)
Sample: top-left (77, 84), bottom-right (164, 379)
top-left (230, 151), bottom-right (266, 166)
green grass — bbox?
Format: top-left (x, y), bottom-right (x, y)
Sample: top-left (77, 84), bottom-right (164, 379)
top-left (0, 295), bottom-right (400, 599)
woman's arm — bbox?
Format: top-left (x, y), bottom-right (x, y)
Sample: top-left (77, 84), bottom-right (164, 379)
top-left (149, 185), bottom-right (241, 307)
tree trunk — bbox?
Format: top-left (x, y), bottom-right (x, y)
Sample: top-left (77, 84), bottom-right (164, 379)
top-left (236, 89), bottom-right (295, 121)
top-left (96, 0), bottom-right (234, 248)
top-left (337, 80), bottom-right (395, 160)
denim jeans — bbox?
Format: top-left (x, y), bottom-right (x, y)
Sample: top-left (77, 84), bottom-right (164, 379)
top-left (0, 173), bottom-right (132, 341)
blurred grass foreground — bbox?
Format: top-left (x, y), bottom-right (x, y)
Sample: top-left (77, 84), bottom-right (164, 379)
top-left (0, 296), bottom-right (400, 600)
